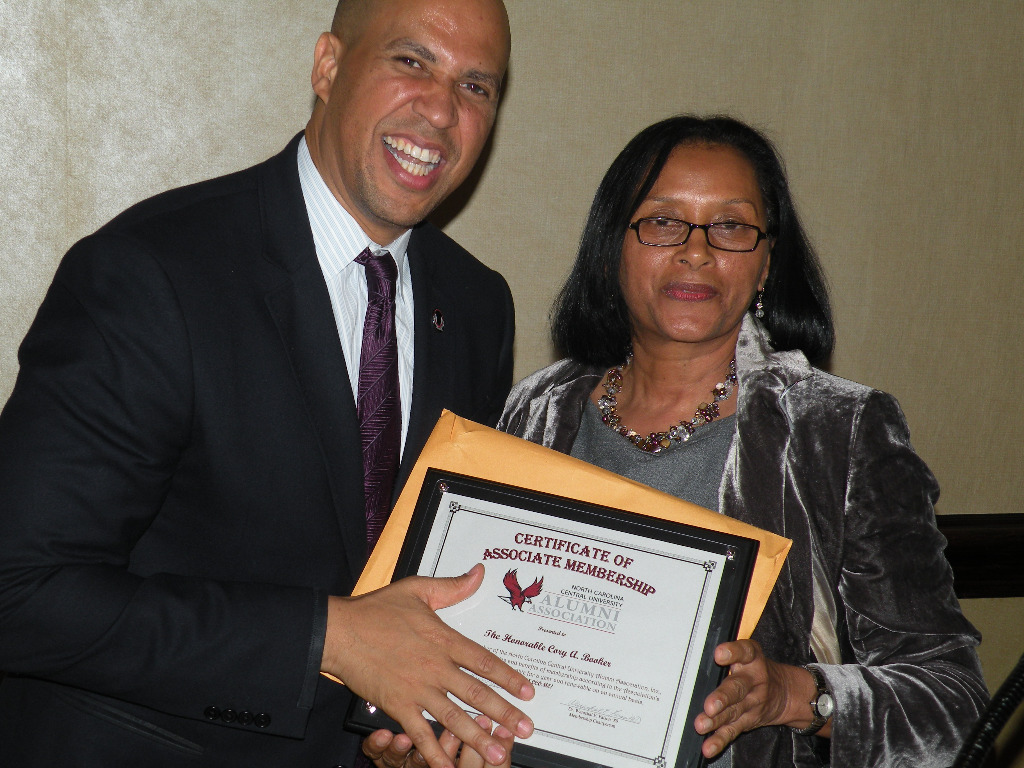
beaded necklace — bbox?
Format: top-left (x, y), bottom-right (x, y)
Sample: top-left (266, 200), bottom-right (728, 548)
top-left (596, 357), bottom-right (738, 454)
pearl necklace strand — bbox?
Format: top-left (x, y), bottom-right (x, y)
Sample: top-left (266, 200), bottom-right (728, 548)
top-left (596, 357), bottom-right (738, 454)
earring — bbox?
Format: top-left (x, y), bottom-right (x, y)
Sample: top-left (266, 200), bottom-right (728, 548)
top-left (754, 290), bottom-right (765, 319)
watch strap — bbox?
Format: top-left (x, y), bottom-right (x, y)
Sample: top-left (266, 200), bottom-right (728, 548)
top-left (791, 665), bottom-right (832, 736)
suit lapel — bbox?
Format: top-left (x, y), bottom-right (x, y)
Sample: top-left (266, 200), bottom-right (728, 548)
top-left (254, 135), bottom-right (367, 584)
top-left (725, 318), bottom-right (810, 649)
top-left (396, 229), bottom-right (456, 497)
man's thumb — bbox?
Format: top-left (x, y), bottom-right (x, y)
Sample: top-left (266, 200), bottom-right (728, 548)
top-left (424, 563), bottom-right (485, 611)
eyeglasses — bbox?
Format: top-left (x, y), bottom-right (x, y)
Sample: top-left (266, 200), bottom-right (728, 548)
top-left (629, 217), bottom-right (771, 252)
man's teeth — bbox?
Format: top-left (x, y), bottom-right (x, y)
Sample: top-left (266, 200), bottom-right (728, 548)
top-left (383, 136), bottom-right (441, 176)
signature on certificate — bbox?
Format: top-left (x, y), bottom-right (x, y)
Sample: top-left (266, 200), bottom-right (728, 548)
top-left (563, 699), bottom-right (641, 725)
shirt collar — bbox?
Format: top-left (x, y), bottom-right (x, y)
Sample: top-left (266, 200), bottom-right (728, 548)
top-left (297, 135), bottom-right (412, 280)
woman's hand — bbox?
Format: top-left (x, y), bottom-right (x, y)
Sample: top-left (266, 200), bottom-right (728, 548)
top-left (694, 640), bottom-right (830, 758)
top-left (362, 716), bottom-right (514, 768)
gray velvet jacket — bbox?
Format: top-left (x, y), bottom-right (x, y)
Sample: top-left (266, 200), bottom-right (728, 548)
top-left (498, 316), bottom-right (987, 768)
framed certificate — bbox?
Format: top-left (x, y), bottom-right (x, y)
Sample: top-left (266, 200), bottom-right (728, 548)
top-left (346, 469), bottom-right (759, 768)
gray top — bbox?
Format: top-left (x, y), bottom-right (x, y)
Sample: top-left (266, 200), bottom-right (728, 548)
top-left (570, 400), bottom-right (736, 513)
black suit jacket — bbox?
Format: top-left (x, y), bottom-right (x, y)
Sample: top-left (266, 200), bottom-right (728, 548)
top-left (0, 134), bottom-right (515, 767)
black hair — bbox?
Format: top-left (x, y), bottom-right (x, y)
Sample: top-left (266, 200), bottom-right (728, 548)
top-left (551, 114), bottom-right (834, 366)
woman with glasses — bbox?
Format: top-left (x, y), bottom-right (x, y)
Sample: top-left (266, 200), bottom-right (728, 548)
top-left (495, 115), bottom-right (987, 766)
top-left (361, 115), bottom-right (987, 768)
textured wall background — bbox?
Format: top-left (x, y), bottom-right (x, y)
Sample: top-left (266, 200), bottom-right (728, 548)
top-left (2, 0), bottom-right (1022, 760)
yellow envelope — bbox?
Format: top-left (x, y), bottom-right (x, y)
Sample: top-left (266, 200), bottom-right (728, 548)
top-left (354, 410), bottom-right (790, 639)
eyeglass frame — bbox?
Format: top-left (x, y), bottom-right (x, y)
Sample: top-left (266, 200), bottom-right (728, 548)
top-left (628, 216), bottom-right (772, 253)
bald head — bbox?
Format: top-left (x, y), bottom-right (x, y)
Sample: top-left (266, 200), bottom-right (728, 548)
top-left (331, 0), bottom-right (509, 50)
top-left (331, 0), bottom-right (371, 43)
top-left (308, 0), bottom-right (511, 243)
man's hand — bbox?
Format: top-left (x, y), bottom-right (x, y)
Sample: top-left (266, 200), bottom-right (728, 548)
top-left (694, 640), bottom-right (829, 758)
top-left (362, 716), bottom-right (514, 768)
top-left (322, 564), bottom-right (534, 768)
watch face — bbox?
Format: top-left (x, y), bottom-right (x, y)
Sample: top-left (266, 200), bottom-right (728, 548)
top-left (816, 692), bottom-right (835, 719)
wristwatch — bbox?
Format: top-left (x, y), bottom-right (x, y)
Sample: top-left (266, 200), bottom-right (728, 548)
top-left (792, 665), bottom-right (834, 736)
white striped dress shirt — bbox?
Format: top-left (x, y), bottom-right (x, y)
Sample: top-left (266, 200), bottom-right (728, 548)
top-left (296, 136), bottom-right (415, 455)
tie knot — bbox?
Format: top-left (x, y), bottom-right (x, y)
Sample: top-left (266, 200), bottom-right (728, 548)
top-left (355, 248), bottom-right (398, 287)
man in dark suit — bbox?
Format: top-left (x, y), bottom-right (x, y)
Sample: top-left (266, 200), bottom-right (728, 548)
top-left (0, 1), bottom-right (534, 766)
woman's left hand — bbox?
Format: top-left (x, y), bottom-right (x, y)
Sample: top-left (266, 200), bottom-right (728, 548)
top-left (694, 639), bottom-right (828, 758)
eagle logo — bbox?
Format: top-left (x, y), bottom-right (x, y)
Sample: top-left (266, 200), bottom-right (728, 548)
top-left (501, 569), bottom-right (543, 611)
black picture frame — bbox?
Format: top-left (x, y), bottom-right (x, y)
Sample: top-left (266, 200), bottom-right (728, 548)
top-left (346, 469), bottom-right (759, 768)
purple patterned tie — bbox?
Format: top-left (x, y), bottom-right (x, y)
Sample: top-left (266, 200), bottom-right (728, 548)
top-left (354, 248), bottom-right (400, 552)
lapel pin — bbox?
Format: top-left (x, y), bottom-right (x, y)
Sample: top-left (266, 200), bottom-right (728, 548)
top-left (431, 309), bottom-right (445, 332)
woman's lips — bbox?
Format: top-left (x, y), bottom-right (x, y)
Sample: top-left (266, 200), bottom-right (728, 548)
top-left (663, 282), bottom-right (717, 301)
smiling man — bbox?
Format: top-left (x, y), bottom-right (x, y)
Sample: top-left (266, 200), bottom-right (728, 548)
top-left (0, 1), bottom-right (530, 767)
top-left (307, 0), bottom-right (509, 242)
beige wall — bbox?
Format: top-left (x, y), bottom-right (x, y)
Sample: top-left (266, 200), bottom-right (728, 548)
top-left (2, 1), bottom-right (1023, 762)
